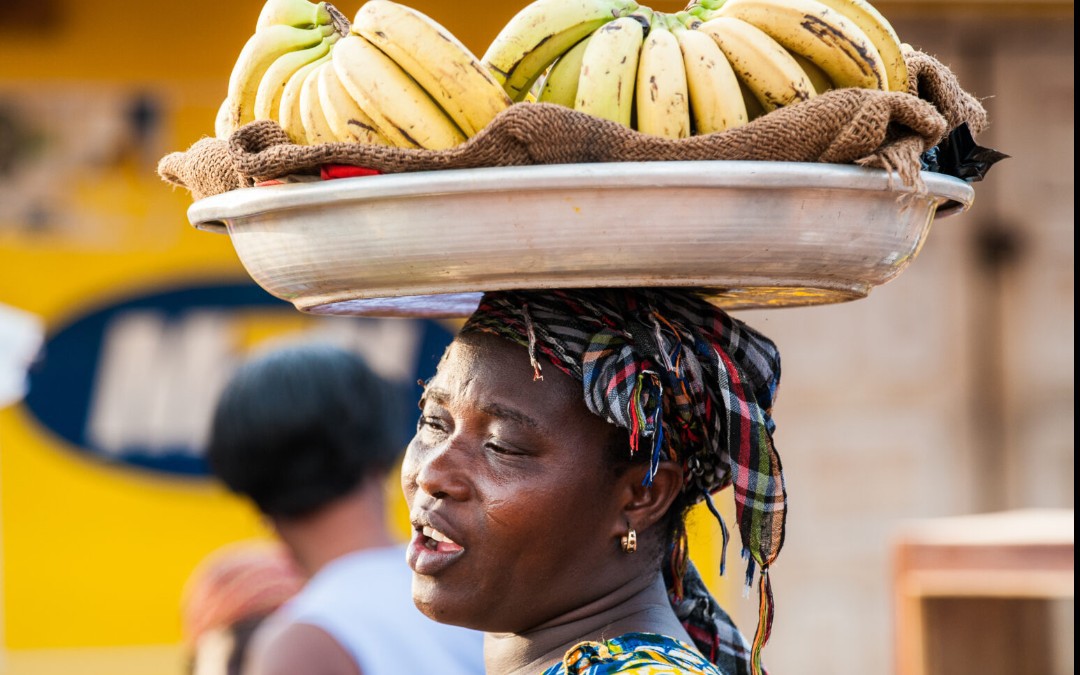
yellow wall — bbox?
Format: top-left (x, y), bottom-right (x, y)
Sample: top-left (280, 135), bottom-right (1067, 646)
top-left (0, 2), bottom-right (732, 673)
top-left (0, 407), bottom-right (269, 649)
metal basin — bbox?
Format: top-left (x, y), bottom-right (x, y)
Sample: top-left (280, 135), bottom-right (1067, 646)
top-left (187, 161), bottom-right (974, 317)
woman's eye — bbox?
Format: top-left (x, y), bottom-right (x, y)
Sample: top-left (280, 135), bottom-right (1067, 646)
top-left (417, 415), bottom-right (448, 436)
top-left (485, 440), bottom-right (523, 456)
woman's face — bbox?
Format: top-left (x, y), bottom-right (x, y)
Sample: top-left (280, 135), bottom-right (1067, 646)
top-left (402, 332), bottom-right (630, 633)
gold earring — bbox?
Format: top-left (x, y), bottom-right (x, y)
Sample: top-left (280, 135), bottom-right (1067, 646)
top-left (621, 525), bottom-right (637, 554)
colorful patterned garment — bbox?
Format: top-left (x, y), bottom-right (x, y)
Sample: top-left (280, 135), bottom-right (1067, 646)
top-left (461, 288), bottom-right (787, 675)
top-left (541, 632), bottom-right (727, 675)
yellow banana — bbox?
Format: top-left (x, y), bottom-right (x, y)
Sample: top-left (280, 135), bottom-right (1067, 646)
top-left (332, 35), bottom-right (466, 149)
top-left (316, 57), bottom-right (390, 144)
top-left (575, 16), bottom-right (646, 128)
top-left (215, 98), bottom-right (232, 139)
top-left (739, 79), bottom-right (767, 121)
top-left (482, 0), bottom-right (641, 102)
top-left (279, 52), bottom-right (331, 143)
top-left (526, 75), bottom-right (546, 102)
top-left (696, 17), bottom-right (814, 112)
top-left (255, 0), bottom-right (332, 30)
top-left (253, 34), bottom-right (338, 123)
top-left (811, 0), bottom-right (907, 92)
top-left (635, 15), bottom-right (690, 139)
top-left (224, 23), bottom-right (337, 134)
top-left (537, 35), bottom-right (592, 107)
top-left (351, 0), bottom-right (512, 137)
top-left (672, 23), bottom-right (747, 133)
top-left (787, 49), bottom-right (833, 94)
top-left (299, 59), bottom-right (338, 144)
top-left (716, 0), bottom-right (887, 90)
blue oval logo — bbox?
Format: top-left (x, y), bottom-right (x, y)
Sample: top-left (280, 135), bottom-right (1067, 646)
top-left (24, 282), bottom-right (454, 477)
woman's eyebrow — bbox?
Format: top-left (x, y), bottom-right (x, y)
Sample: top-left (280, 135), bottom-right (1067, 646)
top-left (479, 401), bottom-right (540, 429)
top-left (423, 387), bottom-right (451, 405)
top-left (422, 386), bottom-right (540, 428)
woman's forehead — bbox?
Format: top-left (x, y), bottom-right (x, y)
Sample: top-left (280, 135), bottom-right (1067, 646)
top-left (431, 333), bottom-right (587, 417)
top-left (440, 332), bottom-right (525, 369)
top-left (435, 334), bottom-right (554, 388)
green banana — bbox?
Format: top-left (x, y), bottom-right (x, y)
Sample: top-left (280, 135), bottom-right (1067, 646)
top-left (253, 34), bottom-right (338, 123)
top-left (537, 35), bottom-right (593, 107)
top-left (255, 0), bottom-right (333, 30)
top-left (223, 22), bottom-right (337, 135)
top-left (482, 0), bottom-right (641, 101)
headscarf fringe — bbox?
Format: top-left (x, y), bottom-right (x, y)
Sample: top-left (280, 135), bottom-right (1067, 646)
top-left (652, 315), bottom-right (676, 372)
top-left (702, 491), bottom-right (730, 576)
top-left (668, 526), bottom-right (690, 602)
top-left (521, 302), bottom-right (543, 381)
top-left (750, 567), bottom-right (774, 675)
top-left (741, 549), bottom-right (756, 598)
top-left (648, 394), bottom-right (664, 485)
top-left (629, 371), bottom-right (665, 486)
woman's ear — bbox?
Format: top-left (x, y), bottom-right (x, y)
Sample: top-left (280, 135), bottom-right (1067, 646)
top-left (615, 459), bottom-right (684, 534)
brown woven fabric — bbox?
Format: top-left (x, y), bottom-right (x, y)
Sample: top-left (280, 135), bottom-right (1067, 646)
top-left (903, 46), bottom-right (989, 135)
top-left (158, 50), bottom-right (987, 201)
top-left (158, 136), bottom-right (252, 202)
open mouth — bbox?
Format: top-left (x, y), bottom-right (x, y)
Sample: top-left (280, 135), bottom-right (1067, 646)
top-left (407, 518), bottom-right (466, 575)
top-left (420, 525), bottom-right (464, 554)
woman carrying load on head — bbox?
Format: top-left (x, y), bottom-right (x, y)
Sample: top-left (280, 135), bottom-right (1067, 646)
top-left (402, 288), bottom-right (787, 675)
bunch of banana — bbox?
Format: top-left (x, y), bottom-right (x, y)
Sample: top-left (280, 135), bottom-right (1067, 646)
top-left (340, 0), bottom-right (513, 147)
top-left (684, 0), bottom-right (907, 99)
top-left (670, 16), bottom-right (748, 133)
top-left (690, 15), bottom-right (815, 113)
top-left (482, 0), bottom-right (643, 103)
top-left (220, 0), bottom-right (907, 146)
top-left (315, 55), bottom-right (389, 145)
top-left (486, 0), bottom-right (907, 138)
top-left (219, 0), bottom-right (511, 149)
top-left (216, 0), bottom-right (346, 138)
top-left (488, 2), bottom-right (746, 138)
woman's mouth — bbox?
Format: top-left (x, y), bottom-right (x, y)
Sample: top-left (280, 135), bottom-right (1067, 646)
top-left (407, 523), bottom-right (465, 575)
top-left (422, 526), bottom-right (463, 552)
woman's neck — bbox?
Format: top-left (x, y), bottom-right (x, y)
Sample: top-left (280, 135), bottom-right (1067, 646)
top-left (483, 573), bottom-right (693, 675)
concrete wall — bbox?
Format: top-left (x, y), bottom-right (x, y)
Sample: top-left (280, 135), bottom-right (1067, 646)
top-left (726, 8), bottom-right (1074, 673)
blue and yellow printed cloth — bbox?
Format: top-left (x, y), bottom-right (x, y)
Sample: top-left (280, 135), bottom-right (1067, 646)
top-left (542, 632), bottom-right (727, 675)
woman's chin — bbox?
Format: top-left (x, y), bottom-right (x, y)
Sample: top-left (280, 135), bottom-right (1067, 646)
top-left (412, 578), bottom-right (466, 624)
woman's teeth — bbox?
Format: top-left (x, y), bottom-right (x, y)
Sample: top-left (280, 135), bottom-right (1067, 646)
top-left (423, 526), bottom-right (457, 546)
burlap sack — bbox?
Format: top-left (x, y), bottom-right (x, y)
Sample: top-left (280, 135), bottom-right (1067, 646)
top-left (158, 49), bottom-right (987, 202)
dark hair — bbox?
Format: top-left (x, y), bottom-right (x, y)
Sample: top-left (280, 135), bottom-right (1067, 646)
top-left (206, 343), bottom-right (403, 518)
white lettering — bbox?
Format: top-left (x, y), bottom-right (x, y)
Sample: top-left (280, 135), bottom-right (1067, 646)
top-left (85, 311), bottom-right (427, 461)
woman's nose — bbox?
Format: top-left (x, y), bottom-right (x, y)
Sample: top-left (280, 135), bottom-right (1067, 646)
top-left (403, 438), bottom-right (471, 502)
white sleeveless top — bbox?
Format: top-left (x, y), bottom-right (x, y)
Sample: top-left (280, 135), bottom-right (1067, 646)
top-left (273, 545), bottom-right (485, 675)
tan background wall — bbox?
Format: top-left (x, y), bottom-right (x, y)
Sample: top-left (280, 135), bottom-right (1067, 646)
top-left (731, 5), bottom-right (1074, 673)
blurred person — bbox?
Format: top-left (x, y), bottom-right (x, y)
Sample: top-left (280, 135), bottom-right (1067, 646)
top-left (181, 540), bottom-right (304, 675)
top-left (206, 343), bottom-right (485, 675)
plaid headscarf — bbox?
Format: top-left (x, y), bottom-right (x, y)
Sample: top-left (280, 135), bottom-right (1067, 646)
top-left (461, 288), bottom-right (786, 675)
